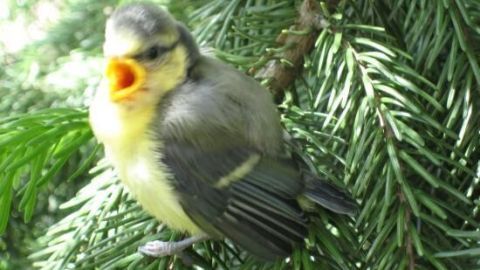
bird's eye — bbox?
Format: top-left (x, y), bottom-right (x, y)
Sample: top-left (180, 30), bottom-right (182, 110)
top-left (144, 46), bottom-right (162, 60)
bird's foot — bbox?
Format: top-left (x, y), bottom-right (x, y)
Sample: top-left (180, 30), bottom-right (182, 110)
top-left (138, 234), bottom-right (209, 257)
top-left (138, 240), bottom-right (178, 257)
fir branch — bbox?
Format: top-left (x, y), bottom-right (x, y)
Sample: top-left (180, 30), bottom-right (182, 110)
top-left (0, 109), bottom-right (94, 234)
top-left (254, 0), bottom-right (330, 102)
top-left (404, 204), bottom-right (415, 270)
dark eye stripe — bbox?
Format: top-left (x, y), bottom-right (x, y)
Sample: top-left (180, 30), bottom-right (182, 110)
top-left (135, 39), bottom-right (180, 61)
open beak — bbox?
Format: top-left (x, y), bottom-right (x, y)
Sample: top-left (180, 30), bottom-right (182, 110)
top-left (105, 58), bottom-right (146, 101)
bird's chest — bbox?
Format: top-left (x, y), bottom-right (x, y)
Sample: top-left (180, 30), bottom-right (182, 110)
top-left (110, 140), bottom-right (199, 234)
top-left (89, 102), bottom-right (200, 234)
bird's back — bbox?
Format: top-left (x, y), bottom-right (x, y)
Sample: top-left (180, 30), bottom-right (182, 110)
top-left (155, 55), bottom-right (284, 156)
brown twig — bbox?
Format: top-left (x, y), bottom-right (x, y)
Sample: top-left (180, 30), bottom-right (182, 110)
top-left (253, 0), bottom-right (329, 102)
top-left (405, 207), bottom-right (416, 270)
top-left (399, 188), bottom-right (416, 269)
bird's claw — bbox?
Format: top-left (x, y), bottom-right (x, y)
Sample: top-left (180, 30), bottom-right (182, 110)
top-left (139, 234), bottom-right (209, 258)
top-left (138, 240), bottom-right (175, 257)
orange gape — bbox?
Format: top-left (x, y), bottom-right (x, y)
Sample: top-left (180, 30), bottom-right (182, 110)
top-left (105, 58), bottom-right (146, 101)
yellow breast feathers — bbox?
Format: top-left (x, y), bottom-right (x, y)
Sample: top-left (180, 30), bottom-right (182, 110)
top-left (89, 90), bottom-right (201, 234)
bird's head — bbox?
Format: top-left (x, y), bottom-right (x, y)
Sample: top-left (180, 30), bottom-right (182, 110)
top-left (102, 3), bottom-right (199, 107)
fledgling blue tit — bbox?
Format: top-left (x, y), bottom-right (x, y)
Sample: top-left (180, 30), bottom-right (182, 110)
top-left (89, 2), bottom-right (356, 261)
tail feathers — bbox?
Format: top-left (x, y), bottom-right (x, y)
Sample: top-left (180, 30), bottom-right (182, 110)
top-left (303, 173), bottom-right (357, 216)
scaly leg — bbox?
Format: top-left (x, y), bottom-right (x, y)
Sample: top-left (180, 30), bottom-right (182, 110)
top-left (138, 234), bottom-right (209, 257)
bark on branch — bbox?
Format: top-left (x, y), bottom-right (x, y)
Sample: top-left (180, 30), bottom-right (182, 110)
top-left (254, 0), bottom-right (329, 102)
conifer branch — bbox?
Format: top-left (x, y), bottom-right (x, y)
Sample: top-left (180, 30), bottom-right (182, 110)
top-left (254, 0), bottom-right (330, 101)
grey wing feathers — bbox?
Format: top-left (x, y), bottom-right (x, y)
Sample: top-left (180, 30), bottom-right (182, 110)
top-left (303, 171), bottom-right (358, 216)
top-left (152, 55), bottom-right (356, 259)
top-left (153, 56), bottom-right (308, 259)
top-left (160, 142), bottom-right (308, 260)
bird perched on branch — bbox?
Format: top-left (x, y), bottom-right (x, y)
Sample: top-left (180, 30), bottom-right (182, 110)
top-left (89, 2), bottom-right (356, 261)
